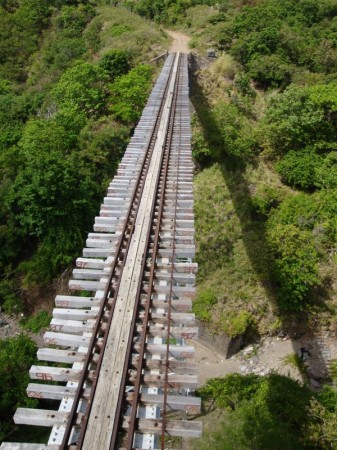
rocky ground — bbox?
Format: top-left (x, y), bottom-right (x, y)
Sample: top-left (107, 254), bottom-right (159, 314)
top-left (2, 306), bottom-right (336, 391)
top-left (0, 310), bottom-right (22, 339)
top-left (191, 329), bottom-right (337, 389)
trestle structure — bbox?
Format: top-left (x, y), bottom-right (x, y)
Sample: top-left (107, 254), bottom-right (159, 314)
top-left (1, 53), bottom-right (201, 450)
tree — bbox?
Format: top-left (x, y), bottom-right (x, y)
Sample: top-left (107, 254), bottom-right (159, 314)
top-left (267, 223), bottom-right (319, 309)
top-left (196, 373), bottom-right (321, 450)
top-left (110, 64), bottom-right (153, 124)
top-left (50, 62), bottom-right (108, 116)
top-left (99, 49), bottom-right (131, 81)
top-left (0, 335), bottom-right (37, 441)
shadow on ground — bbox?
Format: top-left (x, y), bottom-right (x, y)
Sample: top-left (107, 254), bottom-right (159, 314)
top-left (189, 62), bottom-right (330, 384)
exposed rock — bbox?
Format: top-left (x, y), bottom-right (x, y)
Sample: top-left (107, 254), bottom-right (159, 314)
top-left (242, 345), bottom-right (254, 355)
top-left (0, 312), bottom-right (21, 340)
top-left (310, 378), bottom-right (321, 389)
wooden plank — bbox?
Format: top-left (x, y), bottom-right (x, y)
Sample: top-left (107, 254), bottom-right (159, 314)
top-left (0, 444), bottom-right (60, 450)
top-left (75, 258), bottom-right (107, 269)
top-left (87, 233), bottom-right (120, 241)
top-left (29, 365), bottom-right (84, 382)
top-left (122, 418), bottom-right (202, 438)
top-left (82, 53), bottom-right (180, 450)
top-left (55, 295), bottom-right (102, 308)
top-left (14, 409), bottom-right (69, 427)
top-left (157, 247), bottom-right (195, 258)
top-left (26, 383), bottom-right (90, 401)
top-left (143, 325), bottom-right (198, 340)
top-left (136, 359), bottom-right (197, 373)
top-left (94, 216), bottom-right (126, 224)
top-left (50, 318), bottom-right (96, 333)
top-left (72, 269), bottom-right (106, 280)
top-left (156, 262), bottom-right (197, 274)
top-left (68, 280), bottom-right (107, 291)
top-left (133, 343), bottom-right (194, 358)
top-left (145, 285), bottom-right (196, 298)
top-left (82, 248), bottom-right (115, 258)
top-left (86, 238), bottom-right (118, 248)
top-left (145, 298), bottom-right (192, 312)
top-left (142, 312), bottom-right (195, 325)
top-left (43, 332), bottom-right (91, 347)
top-left (37, 348), bottom-right (86, 364)
top-left (151, 272), bottom-right (195, 284)
top-left (126, 393), bottom-right (201, 414)
top-left (52, 308), bottom-right (98, 321)
top-left (138, 374), bottom-right (197, 388)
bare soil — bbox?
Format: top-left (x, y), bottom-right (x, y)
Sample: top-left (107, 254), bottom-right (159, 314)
top-left (166, 30), bottom-right (191, 54)
top-left (191, 328), bottom-right (337, 389)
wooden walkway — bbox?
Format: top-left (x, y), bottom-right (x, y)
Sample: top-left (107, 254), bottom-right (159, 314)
top-left (1, 53), bottom-right (200, 450)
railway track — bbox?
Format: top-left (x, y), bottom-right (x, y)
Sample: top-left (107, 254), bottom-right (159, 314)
top-left (1, 53), bottom-right (201, 450)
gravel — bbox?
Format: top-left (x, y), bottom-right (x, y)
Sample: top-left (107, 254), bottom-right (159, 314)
top-left (0, 311), bottom-right (22, 339)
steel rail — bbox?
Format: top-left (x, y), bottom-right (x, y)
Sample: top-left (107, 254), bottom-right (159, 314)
top-left (123, 53), bottom-right (182, 450)
top-left (59, 55), bottom-right (176, 450)
top-left (110, 52), bottom-right (182, 450)
top-left (76, 58), bottom-right (177, 450)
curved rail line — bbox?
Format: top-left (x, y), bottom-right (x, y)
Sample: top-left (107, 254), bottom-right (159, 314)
top-left (1, 53), bottom-right (201, 450)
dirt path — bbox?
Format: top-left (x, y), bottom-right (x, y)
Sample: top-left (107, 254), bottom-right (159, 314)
top-left (166, 29), bottom-right (191, 53)
top-left (191, 330), bottom-right (337, 388)
top-left (191, 337), bottom-right (302, 386)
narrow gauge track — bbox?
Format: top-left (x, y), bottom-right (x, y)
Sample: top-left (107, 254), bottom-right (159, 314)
top-left (1, 53), bottom-right (201, 450)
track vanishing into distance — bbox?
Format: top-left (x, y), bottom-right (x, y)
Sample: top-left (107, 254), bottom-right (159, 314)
top-left (1, 53), bottom-right (201, 450)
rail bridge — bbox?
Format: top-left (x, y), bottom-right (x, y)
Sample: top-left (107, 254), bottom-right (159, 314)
top-left (1, 53), bottom-right (201, 450)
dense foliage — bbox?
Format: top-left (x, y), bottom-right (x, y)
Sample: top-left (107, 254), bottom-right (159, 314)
top-left (195, 374), bottom-right (337, 449)
top-left (189, 0), bottom-right (337, 316)
top-left (0, 2), bottom-right (158, 312)
top-left (119, 0), bottom-right (217, 24)
top-left (0, 335), bottom-right (38, 441)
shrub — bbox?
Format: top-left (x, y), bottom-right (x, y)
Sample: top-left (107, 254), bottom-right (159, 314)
top-left (316, 153), bottom-right (337, 188)
top-left (99, 50), bottom-right (131, 81)
top-left (110, 23), bottom-right (132, 37)
top-left (251, 185), bottom-right (281, 217)
top-left (195, 372), bottom-right (336, 449)
top-left (261, 83), bottom-right (337, 155)
top-left (83, 16), bottom-right (103, 53)
top-left (213, 102), bottom-right (257, 159)
top-left (193, 289), bottom-right (217, 322)
top-left (0, 279), bottom-right (24, 314)
top-left (110, 64), bottom-right (153, 124)
top-left (275, 149), bottom-right (321, 190)
top-left (50, 62), bottom-right (108, 116)
top-left (267, 223), bottom-right (319, 309)
top-left (247, 54), bottom-right (292, 88)
top-left (198, 373), bottom-right (263, 408)
top-left (234, 73), bottom-right (256, 98)
top-left (0, 335), bottom-right (37, 440)
top-left (210, 54), bottom-right (238, 81)
top-left (221, 310), bottom-right (253, 337)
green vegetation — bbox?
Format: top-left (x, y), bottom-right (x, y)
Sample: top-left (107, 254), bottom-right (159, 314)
top-left (2, 0), bottom-right (337, 446)
top-left (185, 0), bottom-right (337, 333)
top-left (0, 335), bottom-right (38, 441)
top-left (0, 2), bottom-right (167, 313)
top-left (193, 374), bottom-right (337, 450)
top-left (20, 311), bottom-right (51, 333)
top-left (0, 2), bottom-right (167, 442)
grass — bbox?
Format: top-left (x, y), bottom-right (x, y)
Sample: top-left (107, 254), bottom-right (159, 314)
top-left (97, 6), bottom-right (169, 63)
top-left (20, 310), bottom-right (51, 333)
top-left (182, 6), bottom-right (218, 55)
top-left (193, 163), bottom-right (278, 336)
